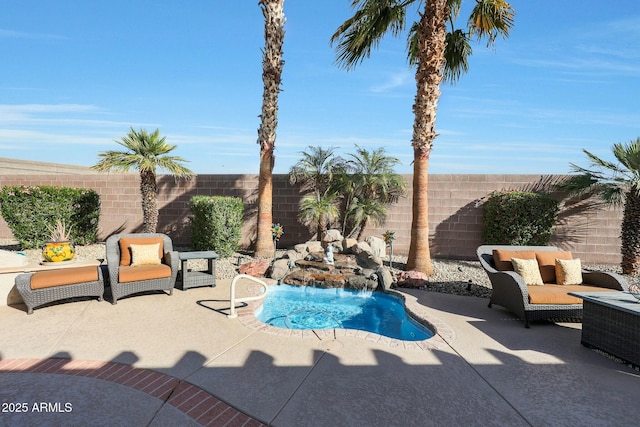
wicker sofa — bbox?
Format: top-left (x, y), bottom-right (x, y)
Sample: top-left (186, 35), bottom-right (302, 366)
top-left (477, 245), bottom-right (628, 327)
top-left (106, 233), bottom-right (179, 304)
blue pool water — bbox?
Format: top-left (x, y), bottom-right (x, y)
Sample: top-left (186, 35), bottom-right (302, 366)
top-left (255, 285), bottom-right (434, 341)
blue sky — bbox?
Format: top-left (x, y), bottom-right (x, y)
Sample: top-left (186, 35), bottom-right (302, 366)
top-left (1, 1), bottom-right (639, 174)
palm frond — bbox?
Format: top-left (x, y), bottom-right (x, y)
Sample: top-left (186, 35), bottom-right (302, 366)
top-left (468, 0), bottom-right (515, 45)
top-left (92, 127), bottom-right (193, 177)
top-left (443, 29), bottom-right (472, 83)
top-left (331, 0), bottom-right (415, 70)
top-left (612, 138), bottom-right (640, 176)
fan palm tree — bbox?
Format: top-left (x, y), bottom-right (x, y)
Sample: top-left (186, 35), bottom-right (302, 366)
top-left (93, 127), bottom-right (193, 233)
top-left (299, 191), bottom-right (342, 240)
top-left (343, 145), bottom-right (406, 239)
top-left (332, 0), bottom-right (515, 274)
top-left (557, 138), bottom-right (640, 275)
top-left (289, 146), bottom-right (345, 197)
top-left (255, 0), bottom-right (286, 258)
top-left (289, 146), bottom-right (346, 238)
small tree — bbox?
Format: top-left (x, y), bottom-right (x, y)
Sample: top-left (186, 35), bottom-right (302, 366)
top-left (342, 145), bottom-right (406, 239)
top-left (93, 127), bottom-right (194, 233)
top-left (289, 146), bottom-right (346, 238)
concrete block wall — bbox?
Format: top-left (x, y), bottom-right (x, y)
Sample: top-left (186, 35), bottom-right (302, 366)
top-left (0, 173), bottom-right (623, 264)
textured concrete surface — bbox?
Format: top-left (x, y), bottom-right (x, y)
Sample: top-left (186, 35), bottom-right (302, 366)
top-left (0, 278), bottom-right (638, 426)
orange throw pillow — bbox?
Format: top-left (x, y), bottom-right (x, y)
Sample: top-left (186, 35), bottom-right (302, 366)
top-left (492, 249), bottom-right (536, 271)
top-left (118, 237), bottom-right (164, 266)
top-left (535, 251), bottom-right (573, 283)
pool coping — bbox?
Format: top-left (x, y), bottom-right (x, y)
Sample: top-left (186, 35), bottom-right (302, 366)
top-left (233, 282), bottom-right (455, 352)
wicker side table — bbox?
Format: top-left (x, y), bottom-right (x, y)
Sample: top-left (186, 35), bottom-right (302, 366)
top-left (569, 291), bottom-right (640, 367)
top-left (178, 251), bottom-right (218, 290)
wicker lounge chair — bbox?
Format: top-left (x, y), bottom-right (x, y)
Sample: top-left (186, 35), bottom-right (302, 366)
top-left (477, 245), bottom-right (628, 327)
top-left (106, 233), bottom-right (179, 304)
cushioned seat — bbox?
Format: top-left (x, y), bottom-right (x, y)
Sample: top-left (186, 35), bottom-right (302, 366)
top-left (16, 265), bottom-right (104, 314)
top-left (118, 264), bottom-right (172, 283)
top-left (30, 266), bottom-right (99, 289)
top-left (527, 284), bottom-right (616, 305)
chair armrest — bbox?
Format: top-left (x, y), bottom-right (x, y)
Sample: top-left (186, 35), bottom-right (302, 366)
top-left (582, 270), bottom-right (628, 291)
top-left (164, 251), bottom-right (180, 271)
top-left (491, 270), bottom-right (530, 295)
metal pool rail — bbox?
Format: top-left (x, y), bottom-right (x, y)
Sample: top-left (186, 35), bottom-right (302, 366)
top-left (228, 274), bottom-right (268, 319)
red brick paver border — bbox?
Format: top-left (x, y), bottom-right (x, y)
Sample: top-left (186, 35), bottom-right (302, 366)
top-left (0, 358), bottom-right (266, 427)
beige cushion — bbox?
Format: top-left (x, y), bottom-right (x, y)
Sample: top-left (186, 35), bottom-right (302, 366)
top-left (130, 243), bottom-right (162, 267)
top-left (511, 257), bottom-right (544, 286)
top-left (556, 258), bottom-right (583, 286)
top-left (535, 251), bottom-right (573, 283)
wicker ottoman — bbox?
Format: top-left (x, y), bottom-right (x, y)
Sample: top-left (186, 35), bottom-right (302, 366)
top-left (16, 265), bottom-right (104, 314)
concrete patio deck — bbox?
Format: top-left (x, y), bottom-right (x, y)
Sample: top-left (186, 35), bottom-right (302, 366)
top-left (0, 278), bottom-right (638, 426)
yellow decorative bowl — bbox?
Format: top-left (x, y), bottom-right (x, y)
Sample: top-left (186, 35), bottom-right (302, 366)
top-left (42, 241), bottom-right (76, 262)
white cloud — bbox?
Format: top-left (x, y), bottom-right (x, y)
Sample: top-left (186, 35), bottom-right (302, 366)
top-left (370, 70), bottom-right (412, 93)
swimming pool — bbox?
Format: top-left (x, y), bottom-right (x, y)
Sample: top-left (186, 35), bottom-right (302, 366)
top-left (255, 284), bottom-right (434, 341)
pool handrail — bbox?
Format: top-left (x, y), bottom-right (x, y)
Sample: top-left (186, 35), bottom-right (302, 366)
top-left (228, 274), bottom-right (268, 319)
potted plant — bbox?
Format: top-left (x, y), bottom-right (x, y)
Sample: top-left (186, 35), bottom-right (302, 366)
top-left (42, 219), bottom-right (76, 262)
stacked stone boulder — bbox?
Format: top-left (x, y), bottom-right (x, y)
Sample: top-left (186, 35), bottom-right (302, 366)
top-left (265, 229), bottom-right (395, 291)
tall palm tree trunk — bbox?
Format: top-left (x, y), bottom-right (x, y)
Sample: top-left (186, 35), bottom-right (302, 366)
top-left (140, 169), bottom-right (159, 233)
top-left (621, 188), bottom-right (640, 274)
top-left (406, 0), bottom-right (448, 275)
top-left (255, 0), bottom-right (285, 258)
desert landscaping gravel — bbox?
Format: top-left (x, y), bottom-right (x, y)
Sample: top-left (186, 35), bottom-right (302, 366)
top-left (2, 239), bottom-right (629, 299)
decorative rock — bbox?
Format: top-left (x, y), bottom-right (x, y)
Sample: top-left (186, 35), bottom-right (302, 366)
top-left (322, 229), bottom-right (343, 244)
top-left (342, 238), bottom-right (358, 253)
top-left (353, 241), bottom-right (383, 269)
top-left (283, 249), bottom-right (303, 261)
top-left (365, 236), bottom-right (386, 258)
top-left (396, 270), bottom-right (429, 288)
top-left (347, 275), bottom-right (377, 291)
top-left (269, 258), bottom-right (291, 280)
top-left (377, 266), bottom-right (393, 291)
top-left (306, 241), bottom-right (324, 253)
top-left (333, 253), bottom-right (359, 270)
top-left (294, 243), bottom-right (308, 254)
top-left (352, 241), bottom-right (372, 255)
top-left (239, 260), bottom-right (270, 277)
top-left (295, 259), bottom-right (334, 272)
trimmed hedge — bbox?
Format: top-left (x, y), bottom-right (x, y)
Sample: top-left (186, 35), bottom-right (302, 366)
top-left (190, 196), bottom-right (243, 257)
top-left (0, 185), bottom-right (100, 249)
top-left (482, 190), bottom-right (559, 246)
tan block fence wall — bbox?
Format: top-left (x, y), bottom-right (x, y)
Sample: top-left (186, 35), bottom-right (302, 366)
top-left (0, 173), bottom-right (623, 264)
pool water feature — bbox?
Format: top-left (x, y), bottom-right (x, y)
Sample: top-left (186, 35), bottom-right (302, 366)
top-left (255, 285), bottom-right (434, 341)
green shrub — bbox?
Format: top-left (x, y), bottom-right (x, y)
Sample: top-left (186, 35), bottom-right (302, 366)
top-left (0, 185), bottom-right (100, 249)
top-left (190, 196), bottom-right (243, 257)
top-left (482, 190), bottom-right (559, 245)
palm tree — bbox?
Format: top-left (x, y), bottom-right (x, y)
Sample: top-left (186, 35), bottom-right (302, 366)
top-left (255, 0), bottom-right (286, 258)
top-left (289, 146), bottom-right (346, 239)
top-left (343, 145), bottom-right (407, 239)
top-left (93, 127), bottom-right (193, 233)
top-left (289, 146), bottom-right (345, 197)
top-left (299, 191), bottom-right (342, 240)
top-left (557, 138), bottom-right (640, 275)
top-left (331, 0), bottom-right (515, 274)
